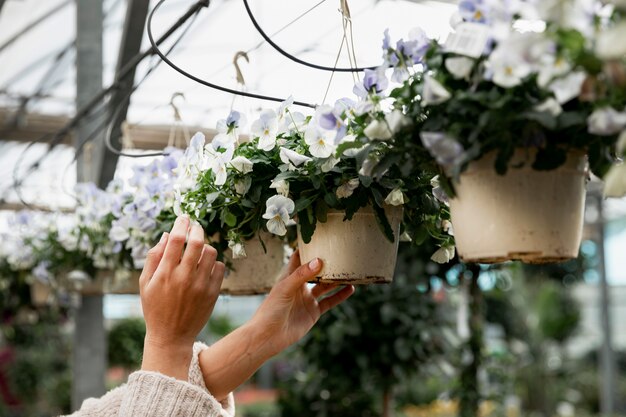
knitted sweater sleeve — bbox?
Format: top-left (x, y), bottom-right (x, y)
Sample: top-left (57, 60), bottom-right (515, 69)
top-left (64, 342), bottom-right (235, 417)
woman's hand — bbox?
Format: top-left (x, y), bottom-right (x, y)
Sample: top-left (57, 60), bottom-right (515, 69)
top-left (140, 216), bottom-right (225, 381)
top-left (250, 250), bottom-right (355, 355)
top-left (199, 250), bottom-right (354, 400)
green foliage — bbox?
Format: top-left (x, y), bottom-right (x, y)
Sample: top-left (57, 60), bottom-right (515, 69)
top-left (535, 282), bottom-right (580, 344)
top-left (207, 314), bottom-right (236, 338)
top-left (107, 318), bottom-right (146, 370)
top-left (278, 240), bottom-right (456, 416)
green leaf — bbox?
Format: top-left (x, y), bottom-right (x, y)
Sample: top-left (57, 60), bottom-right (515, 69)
top-left (315, 200), bottom-right (329, 223)
top-left (523, 111), bottom-right (557, 130)
top-left (532, 147), bottom-right (567, 171)
top-left (295, 195), bottom-right (317, 213)
top-left (371, 187), bottom-right (385, 208)
top-left (298, 208), bottom-right (317, 244)
top-left (223, 210), bottom-right (237, 227)
top-left (372, 203), bottom-right (395, 243)
top-left (324, 192), bottom-right (339, 208)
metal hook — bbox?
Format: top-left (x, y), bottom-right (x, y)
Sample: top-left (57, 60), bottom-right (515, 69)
top-left (233, 51), bottom-right (250, 86)
top-left (339, 0), bottom-right (351, 21)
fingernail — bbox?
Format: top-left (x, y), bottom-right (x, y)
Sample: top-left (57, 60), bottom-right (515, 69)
top-left (309, 258), bottom-right (321, 271)
top-left (160, 232), bottom-right (169, 244)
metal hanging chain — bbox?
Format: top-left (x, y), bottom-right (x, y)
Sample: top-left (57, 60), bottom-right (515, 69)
top-left (242, 0), bottom-right (376, 73)
top-left (147, 0), bottom-right (316, 108)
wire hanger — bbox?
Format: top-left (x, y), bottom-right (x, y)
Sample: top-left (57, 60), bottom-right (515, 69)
top-left (147, 0), bottom-right (316, 108)
top-left (242, 0), bottom-right (376, 73)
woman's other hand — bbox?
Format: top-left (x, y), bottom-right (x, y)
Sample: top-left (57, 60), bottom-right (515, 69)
top-left (140, 215), bottom-right (225, 380)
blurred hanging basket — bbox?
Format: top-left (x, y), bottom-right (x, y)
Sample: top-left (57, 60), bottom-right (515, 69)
top-left (63, 269), bottom-right (141, 295)
top-left (221, 233), bottom-right (286, 296)
top-left (297, 205), bottom-right (403, 284)
top-left (449, 149), bottom-right (588, 264)
top-left (30, 280), bottom-right (53, 307)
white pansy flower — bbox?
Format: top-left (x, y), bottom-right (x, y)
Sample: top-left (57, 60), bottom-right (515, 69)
top-left (276, 96), bottom-right (306, 133)
top-left (234, 176), bottom-right (252, 195)
top-left (422, 75), bottom-right (452, 106)
top-left (538, 56), bottom-right (570, 88)
top-left (588, 107), bottom-right (626, 135)
top-left (534, 98), bottom-right (563, 117)
top-left (488, 50), bottom-right (532, 88)
top-left (263, 195), bottom-right (296, 236)
top-left (228, 240), bottom-right (247, 259)
top-left (603, 163), bottom-right (626, 198)
top-left (549, 71), bottom-right (586, 104)
top-left (364, 119), bottom-right (393, 141)
top-left (445, 57), bottom-right (475, 80)
top-left (305, 125), bottom-right (336, 158)
top-left (252, 109), bottom-right (279, 151)
top-left (385, 110), bottom-right (411, 134)
top-left (229, 156), bottom-right (254, 174)
top-left (336, 178), bottom-right (360, 199)
top-left (270, 179), bottom-right (290, 197)
top-left (442, 220), bottom-right (454, 236)
top-left (279, 147), bottom-right (312, 167)
top-left (617, 130), bottom-right (626, 155)
top-left (384, 188), bottom-right (406, 206)
top-left (431, 246), bottom-right (456, 264)
top-left (321, 156), bottom-right (340, 172)
top-left (597, 22), bottom-right (626, 60)
top-left (207, 146), bottom-right (235, 186)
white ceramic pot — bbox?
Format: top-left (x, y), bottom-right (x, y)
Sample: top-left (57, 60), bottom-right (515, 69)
top-left (102, 270), bottom-right (141, 295)
top-left (30, 281), bottom-right (52, 306)
top-left (297, 205), bottom-right (403, 284)
top-left (221, 234), bottom-right (286, 296)
top-left (450, 150), bottom-right (587, 264)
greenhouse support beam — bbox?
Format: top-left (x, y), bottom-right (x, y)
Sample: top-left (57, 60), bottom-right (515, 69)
top-left (98, 0), bottom-right (150, 188)
top-left (72, 0), bottom-right (107, 411)
top-left (591, 191), bottom-right (617, 415)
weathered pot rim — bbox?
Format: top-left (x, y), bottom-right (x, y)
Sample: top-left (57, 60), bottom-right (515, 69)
top-left (460, 148), bottom-right (588, 177)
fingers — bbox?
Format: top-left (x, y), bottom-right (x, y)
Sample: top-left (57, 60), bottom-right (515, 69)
top-left (181, 223), bottom-right (206, 271)
top-left (197, 244), bottom-right (218, 282)
top-left (140, 232), bottom-right (169, 289)
top-left (278, 249), bottom-right (301, 282)
top-left (160, 216), bottom-right (190, 271)
top-left (209, 261), bottom-right (225, 295)
top-left (318, 285), bottom-right (355, 315)
top-left (281, 258), bottom-right (323, 293)
top-left (311, 283), bottom-right (338, 299)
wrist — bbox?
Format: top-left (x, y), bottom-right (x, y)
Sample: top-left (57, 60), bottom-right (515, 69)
top-left (142, 335), bottom-right (194, 381)
top-left (244, 317), bottom-right (282, 359)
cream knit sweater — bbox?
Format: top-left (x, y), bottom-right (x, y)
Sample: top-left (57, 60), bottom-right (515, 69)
top-left (64, 342), bottom-right (235, 417)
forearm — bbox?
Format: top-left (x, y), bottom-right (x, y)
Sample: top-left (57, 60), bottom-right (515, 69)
top-left (199, 320), bottom-right (278, 401)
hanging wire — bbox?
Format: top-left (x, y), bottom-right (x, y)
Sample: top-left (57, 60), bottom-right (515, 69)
top-left (241, 0), bottom-right (376, 73)
top-left (103, 13), bottom-right (200, 158)
top-left (147, 0), bottom-right (316, 108)
top-left (1, 0), bottom-right (211, 206)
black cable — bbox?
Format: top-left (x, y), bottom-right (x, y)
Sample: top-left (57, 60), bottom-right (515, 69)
top-left (242, 0), bottom-right (376, 73)
top-left (102, 11), bottom-right (202, 158)
top-left (147, 0), bottom-right (316, 109)
top-left (2, 0), bottom-right (211, 206)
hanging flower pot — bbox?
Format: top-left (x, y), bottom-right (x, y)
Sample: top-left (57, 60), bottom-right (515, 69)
top-left (30, 281), bottom-right (52, 307)
top-left (449, 150), bottom-right (588, 264)
top-left (297, 205), bottom-right (403, 284)
top-left (101, 270), bottom-right (141, 295)
top-left (221, 234), bottom-right (286, 296)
